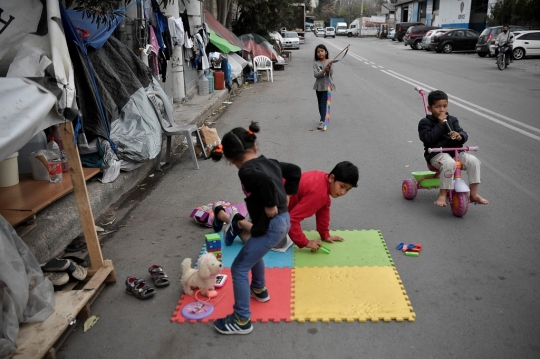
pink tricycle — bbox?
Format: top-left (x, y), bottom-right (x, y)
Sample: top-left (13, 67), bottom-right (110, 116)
top-left (402, 86), bottom-right (478, 217)
top-left (402, 145), bottom-right (478, 217)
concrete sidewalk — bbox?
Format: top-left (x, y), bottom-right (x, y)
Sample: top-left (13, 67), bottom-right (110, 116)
top-left (23, 88), bottom-right (231, 264)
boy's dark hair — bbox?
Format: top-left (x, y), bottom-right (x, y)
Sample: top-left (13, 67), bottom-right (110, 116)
top-left (210, 121), bottom-right (260, 162)
top-left (427, 90), bottom-right (448, 106)
top-left (329, 161), bottom-right (359, 187)
top-left (314, 44), bottom-right (329, 61)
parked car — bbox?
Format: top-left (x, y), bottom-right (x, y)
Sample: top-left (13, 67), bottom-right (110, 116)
top-left (316, 27), bottom-right (325, 37)
top-left (282, 31), bottom-right (300, 49)
top-left (421, 29), bottom-right (453, 50)
top-left (510, 30), bottom-right (540, 60)
top-left (404, 25), bottom-right (441, 50)
top-left (475, 25), bottom-right (528, 57)
top-left (324, 26), bottom-right (336, 38)
top-left (429, 29), bottom-right (480, 53)
top-left (395, 22), bottom-right (424, 42)
top-left (388, 28), bottom-right (396, 41)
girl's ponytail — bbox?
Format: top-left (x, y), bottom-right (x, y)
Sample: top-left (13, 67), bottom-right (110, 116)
top-left (210, 144), bottom-right (224, 162)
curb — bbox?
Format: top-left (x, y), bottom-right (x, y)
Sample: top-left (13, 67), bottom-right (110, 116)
top-left (22, 88), bottom-right (230, 264)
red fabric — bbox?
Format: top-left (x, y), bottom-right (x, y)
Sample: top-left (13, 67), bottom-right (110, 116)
top-left (288, 171), bottom-right (331, 247)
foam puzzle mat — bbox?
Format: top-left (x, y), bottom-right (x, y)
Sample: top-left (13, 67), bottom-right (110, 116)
top-left (171, 230), bottom-right (415, 323)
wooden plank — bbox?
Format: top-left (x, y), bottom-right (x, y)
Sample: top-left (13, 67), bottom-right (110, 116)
top-left (0, 168), bottom-right (100, 226)
top-left (83, 263), bottom-right (114, 291)
top-left (60, 122), bottom-right (103, 270)
top-left (14, 289), bottom-right (96, 359)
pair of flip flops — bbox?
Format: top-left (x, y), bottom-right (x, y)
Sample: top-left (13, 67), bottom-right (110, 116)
top-left (125, 265), bottom-right (170, 300)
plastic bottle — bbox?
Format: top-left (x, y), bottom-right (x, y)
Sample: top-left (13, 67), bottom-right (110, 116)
top-left (46, 137), bottom-right (63, 183)
top-left (49, 125), bottom-right (69, 172)
top-left (198, 71), bottom-right (209, 95)
top-left (205, 70), bottom-right (214, 94)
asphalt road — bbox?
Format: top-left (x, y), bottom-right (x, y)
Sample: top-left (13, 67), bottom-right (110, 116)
top-left (61, 33), bottom-right (540, 359)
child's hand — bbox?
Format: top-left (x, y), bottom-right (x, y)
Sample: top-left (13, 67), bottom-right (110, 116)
top-left (448, 131), bottom-right (462, 141)
top-left (306, 239), bottom-right (322, 252)
top-left (265, 206), bottom-right (278, 218)
top-left (324, 235), bottom-right (344, 243)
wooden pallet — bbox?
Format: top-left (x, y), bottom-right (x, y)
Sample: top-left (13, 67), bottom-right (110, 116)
top-left (14, 261), bottom-right (115, 359)
top-left (10, 122), bottom-right (116, 359)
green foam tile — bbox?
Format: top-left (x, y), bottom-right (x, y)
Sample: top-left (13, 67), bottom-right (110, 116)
top-left (293, 230), bottom-right (394, 268)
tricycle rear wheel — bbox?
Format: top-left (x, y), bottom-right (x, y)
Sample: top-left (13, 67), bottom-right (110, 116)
top-left (402, 179), bottom-right (418, 200)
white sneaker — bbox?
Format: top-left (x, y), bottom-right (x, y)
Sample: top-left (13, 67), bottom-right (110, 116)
top-left (317, 122), bottom-right (325, 130)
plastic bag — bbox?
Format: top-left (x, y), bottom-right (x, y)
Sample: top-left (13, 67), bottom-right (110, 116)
top-left (0, 215), bottom-right (55, 358)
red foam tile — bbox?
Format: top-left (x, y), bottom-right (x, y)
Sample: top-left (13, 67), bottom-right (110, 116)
top-left (171, 267), bottom-right (292, 324)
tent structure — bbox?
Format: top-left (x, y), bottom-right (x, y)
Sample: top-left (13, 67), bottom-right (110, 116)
top-left (0, 1), bottom-right (116, 357)
top-left (203, 9), bottom-right (244, 52)
top-left (238, 33), bottom-right (282, 62)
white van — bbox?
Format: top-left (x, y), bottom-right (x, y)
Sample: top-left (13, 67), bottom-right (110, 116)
top-left (336, 22), bottom-right (347, 36)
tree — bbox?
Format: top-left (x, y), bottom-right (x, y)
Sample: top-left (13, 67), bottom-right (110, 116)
top-left (231, 0), bottom-right (296, 36)
top-left (489, 0), bottom-right (540, 27)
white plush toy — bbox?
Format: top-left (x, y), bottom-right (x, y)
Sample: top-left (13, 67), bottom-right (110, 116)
top-left (181, 253), bottom-right (222, 296)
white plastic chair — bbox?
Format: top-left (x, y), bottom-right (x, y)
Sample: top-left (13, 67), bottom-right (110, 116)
top-left (146, 90), bottom-right (208, 170)
top-left (253, 55), bottom-right (273, 82)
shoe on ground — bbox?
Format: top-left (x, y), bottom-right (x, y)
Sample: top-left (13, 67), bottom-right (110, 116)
top-left (41, 258), bottom-right (70, 272)
top-left (224, 209), bottom-right (244, 246)
top-left (317, 122), bottom-right (325, 130)
top-left (214, 313), bottom-right (253, 335)
top-left (65, 261), bottom-right (88, 281)
top-left (250, 286), bottom-right (270, 302)
top-left (44, 272), bottom-right (69, 286)
top-left (212, 204), bottom-right (225, 232)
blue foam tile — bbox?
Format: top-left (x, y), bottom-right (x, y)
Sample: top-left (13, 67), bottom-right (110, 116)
top-left (216, 232), bottom-right (293, 269)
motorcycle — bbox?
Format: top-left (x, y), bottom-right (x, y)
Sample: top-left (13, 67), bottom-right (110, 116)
top-left (496, 41), bottom-right (512, 71)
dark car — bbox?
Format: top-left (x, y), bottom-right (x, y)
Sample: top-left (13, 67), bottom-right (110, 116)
top-left (395, 22), bottom-right (424, 42)
top-left (429, 29), bottom-right (480, 53)
top-left (475, 25), bottom-right (528, 57)
top-left (403, 25), bottom-right (441, 50)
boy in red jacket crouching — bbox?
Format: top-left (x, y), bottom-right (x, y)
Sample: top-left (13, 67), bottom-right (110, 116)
top-left (288, 161), bottom-right (358, 251)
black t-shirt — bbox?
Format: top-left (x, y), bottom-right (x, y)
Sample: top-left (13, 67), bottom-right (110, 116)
top-left (238, 155), bottom-right (301, 236)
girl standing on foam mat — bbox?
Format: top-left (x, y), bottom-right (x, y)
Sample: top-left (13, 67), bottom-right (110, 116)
top-left (209, 121), bottom-right (300, 335)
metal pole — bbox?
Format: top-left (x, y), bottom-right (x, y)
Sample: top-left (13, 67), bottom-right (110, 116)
top-left (359, 0), bottom-right (364, 37)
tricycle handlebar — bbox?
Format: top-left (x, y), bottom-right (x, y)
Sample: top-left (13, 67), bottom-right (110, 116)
top-left (428, 146), bottom-right (478, 153)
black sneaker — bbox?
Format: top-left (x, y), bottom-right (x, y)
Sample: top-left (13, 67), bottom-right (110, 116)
top-left (212, 204), bottom-right (225, 232)
top-left (250, 286), bottom-right (270, 302)
top-left (224, 210), bottom-right (244, 246)
top-left (214, 313), bottom-right (253, 335)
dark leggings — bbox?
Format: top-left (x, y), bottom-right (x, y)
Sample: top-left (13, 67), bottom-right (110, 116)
top-left (316, 90), bottom-right (328, 123)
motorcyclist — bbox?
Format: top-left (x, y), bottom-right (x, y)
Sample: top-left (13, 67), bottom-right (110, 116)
top-left (495, 25), bottom-right (514, 63)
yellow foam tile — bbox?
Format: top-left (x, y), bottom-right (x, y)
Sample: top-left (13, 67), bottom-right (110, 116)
top-left (291, 266), bottom-right (415, 322)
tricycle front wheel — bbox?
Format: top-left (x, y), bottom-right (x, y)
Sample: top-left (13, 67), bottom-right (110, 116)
top-left (450, 192), bottom-right (469, 217)
top-left (402, 179), bottom-right (418, 200)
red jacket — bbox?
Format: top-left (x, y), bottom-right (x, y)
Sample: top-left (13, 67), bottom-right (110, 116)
top-left (288, 170), bottom-right (331, 247)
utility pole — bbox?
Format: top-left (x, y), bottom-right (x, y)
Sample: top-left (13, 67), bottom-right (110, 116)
top-left (359, 0), bottom-right (364, 37)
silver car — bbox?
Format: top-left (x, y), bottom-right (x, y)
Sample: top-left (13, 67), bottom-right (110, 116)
top-left (282, 31), bottom-right (300, 49)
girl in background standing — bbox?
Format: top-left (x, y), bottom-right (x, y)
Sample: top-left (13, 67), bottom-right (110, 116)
top-left (313, 44), bottom-right (334, 130)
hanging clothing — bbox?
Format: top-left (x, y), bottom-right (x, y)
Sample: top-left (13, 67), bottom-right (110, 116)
top-left (180, 9), bottom-right (192, 38)
top-left (148, 25), bottom-right (160, 76)
top-left (195, 33), bottom-right (210, 70)
top-left (173, 18), bottom-right (185, 46)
